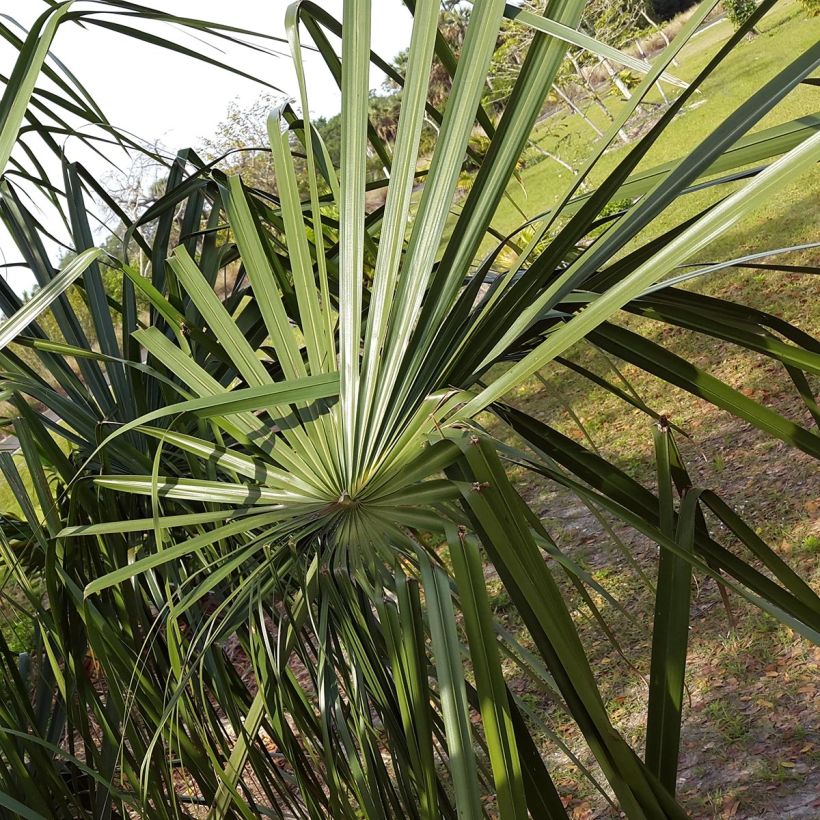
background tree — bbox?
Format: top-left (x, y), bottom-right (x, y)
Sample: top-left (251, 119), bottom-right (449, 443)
top-left (723, 0), bottom-right (760, 29)
top-left (201, 93), bottom-right (279, 192)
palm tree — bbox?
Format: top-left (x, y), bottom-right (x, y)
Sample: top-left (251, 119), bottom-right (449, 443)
top-left (0, 0), bottom-right (817, 817)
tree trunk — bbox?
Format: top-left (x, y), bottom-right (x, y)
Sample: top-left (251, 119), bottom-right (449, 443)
top-left (601, 57), bottom-right (632, 101)
top-left (567, 53), bottom-right (630, 144)
top-left (529, 140), bottom-right (577, 175)
top-left (636, 40), bottom-right (669, 105)
top-left (569, 52), bottom-right (614, 124)
top-left (640, 10), bottom-right (679, 67)
top-left (553, 85), bottom-right (604, 137)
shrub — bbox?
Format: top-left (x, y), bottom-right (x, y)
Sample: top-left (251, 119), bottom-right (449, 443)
top-left (724, 0), bottom-right (759, 29)
top-left (0, 0), bottom-right (817, 816)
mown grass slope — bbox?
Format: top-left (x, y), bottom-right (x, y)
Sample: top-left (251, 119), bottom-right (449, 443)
top-left (474, 3), bottom-right (819, 815)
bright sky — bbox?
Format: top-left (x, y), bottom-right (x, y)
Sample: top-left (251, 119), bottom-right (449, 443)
top-left (0, 0), bottom-right (413, 294)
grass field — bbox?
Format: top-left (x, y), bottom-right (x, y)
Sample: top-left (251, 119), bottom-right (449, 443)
top-left (476, 3), bottom-right (820, 816)
top-left (495, 0), bottom-right (819, 493)
top-left (492, 0), bottom-right (819, 280)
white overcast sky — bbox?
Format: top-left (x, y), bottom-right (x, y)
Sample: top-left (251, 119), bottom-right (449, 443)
top-left (0, 0), bottom-right (413, 294)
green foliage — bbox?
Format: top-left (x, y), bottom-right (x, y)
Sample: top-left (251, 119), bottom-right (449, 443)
top-left (200, 93), bottom-right (279, 192)
top-left (724, 0), bottom-right (760, 28)
top-left (580, 0), bottom-right (648, 48)
top-left (800, 534), bottom-right (820, 553)
top-left (0, 0), bottom-right (818, 817)
top-left (204, 91), bottom-right (401, 192)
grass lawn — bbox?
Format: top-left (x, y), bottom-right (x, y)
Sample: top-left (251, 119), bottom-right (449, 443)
top-left (492, 0), bottom-right (819, 281)
top-left (484, 0), bottom-right (819, 544)
top-left (469, 2), bottom-right (820, 816)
